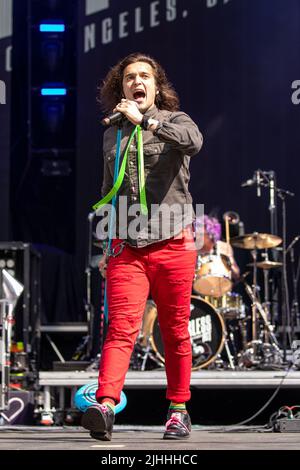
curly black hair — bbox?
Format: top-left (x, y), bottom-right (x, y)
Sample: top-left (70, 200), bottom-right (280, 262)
top-left (99, 52), bottom-right (180, 113)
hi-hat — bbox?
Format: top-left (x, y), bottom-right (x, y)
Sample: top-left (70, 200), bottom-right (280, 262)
top-left (247, 261), bottom-right (283, 270)
top-left (230, 233), bottom-right (282, 250)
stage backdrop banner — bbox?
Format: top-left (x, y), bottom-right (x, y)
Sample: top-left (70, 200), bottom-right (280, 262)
top-left (76, 0), bottom-right (300, 261)
top-left (0, 0), bottom-right (13, 240)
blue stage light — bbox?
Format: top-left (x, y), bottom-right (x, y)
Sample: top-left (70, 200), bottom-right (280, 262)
top-left (41, 88), bottom-right (67, 96)
top-left (39, 24), bottom-right (65, 33)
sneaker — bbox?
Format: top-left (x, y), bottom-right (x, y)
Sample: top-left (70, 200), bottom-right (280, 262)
top-left (81, 404), bottom-right (115, 441)
top-left (163, 411), bottom-right (191, 440)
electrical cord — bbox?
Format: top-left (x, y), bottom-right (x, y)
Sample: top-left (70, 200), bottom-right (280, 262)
top-left (281, 194), bottom-right (292, 350)
top-left (209, 361), bottom-right (296, 433)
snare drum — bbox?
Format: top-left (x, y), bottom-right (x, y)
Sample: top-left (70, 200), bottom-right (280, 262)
top-left (205, 292), bottom-right (245, 320)
top-left (193, 254), bottom-right (232, 297)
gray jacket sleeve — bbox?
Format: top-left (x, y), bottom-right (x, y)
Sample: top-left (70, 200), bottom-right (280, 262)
top-left (153, 111), bottom-right (203, 157)
top-left (101, 129), bottom-right (114, 197)
top-left (101, 159), bottom-right (112, 197)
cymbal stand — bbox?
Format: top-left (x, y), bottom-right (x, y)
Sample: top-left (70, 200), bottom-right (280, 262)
top-left (261, 250), bottom-right (272, 340)
top-left (250, 246), bottom-right (259, 360)
top-left (243, 281), bottom-right (282, 352)
top-left (222, 329), bottom-right (236, 369)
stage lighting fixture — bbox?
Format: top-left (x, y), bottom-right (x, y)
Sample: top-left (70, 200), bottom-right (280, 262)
top-left (29, 2), bottom-right (77, 186)
top-left (40, 38), bottom-right (65, 75)
top-left (0, 256), bottom-right (16, 278)
top-left (41, 159), bottom-right (72, 177)
top-left (41, 87), bottom-right (67, 96)
top-left (41, 99), bottom-right (65, 135)
top-left (39, 24), bottom-right (65, 33)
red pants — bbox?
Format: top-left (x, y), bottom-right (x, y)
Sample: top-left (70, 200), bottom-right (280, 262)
top-left (96, 231), bottom-right (197, 404)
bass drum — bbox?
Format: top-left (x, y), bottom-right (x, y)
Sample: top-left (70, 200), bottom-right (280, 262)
top-left (151, 296), bottom-right (225, 370)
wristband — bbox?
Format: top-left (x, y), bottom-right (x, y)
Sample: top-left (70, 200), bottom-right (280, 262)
top-left (140, 115), bottom-right (150, 130)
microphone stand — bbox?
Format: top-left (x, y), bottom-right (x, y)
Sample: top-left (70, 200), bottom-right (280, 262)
top-left (248, 170), bottom-right (279, 235)
top-left (288, 238), bottom-right (300, 331)
top-left (261, 171), bottom-right (279, 326)
top-left (277, 187), bottom-right (294, 361)
top-left (244, 170), bottom-right (280, 325)
top-left (85, 211), bottom-right (96, 359)
top-left (268, 171), bottom-right (278, 236)
top-left (241, 171), bottom-right (295, 362)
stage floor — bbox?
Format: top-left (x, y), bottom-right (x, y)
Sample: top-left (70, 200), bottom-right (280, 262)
top-left (0, 425), bottom-right (299, 451)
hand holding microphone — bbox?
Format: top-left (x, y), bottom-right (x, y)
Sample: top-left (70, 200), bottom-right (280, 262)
top-left (101, 99), bottom-right (143, 127)
top-left (101, 111), bottom-right (123, 126)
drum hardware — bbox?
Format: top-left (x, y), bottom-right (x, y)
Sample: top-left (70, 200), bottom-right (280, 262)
top-left (291, 340), bottom-right (300, 370)
top-left (131, 339), bottom-right (164, 371)
top-left (247, 260), bottom-right (283, 270)
top-left (240, 171), bottom-right (296, 361)
top-left (231, 231), bottom-right (283, 363)
top-left (204, 291), bottom-right (248, 368)
top-left (238, 340), bottom-right (283, 369)
top-left (222, 325), bottom-right (236, 369)
top-left (246, 250), bottom-right (283, 332)
top-left (132, 300), bottom-right (164, 370)
top-left (239, 280), bottom-right (283, 368)
top-left (223, 211), bottom-right (244, 239)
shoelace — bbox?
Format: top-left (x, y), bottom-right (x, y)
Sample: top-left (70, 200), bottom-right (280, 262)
top-left (92, 404), bottom-right (109, 414)
top-left (165, 413), bottom-right (189, 433)
top-left (99, 405), bottom-right (109, 413)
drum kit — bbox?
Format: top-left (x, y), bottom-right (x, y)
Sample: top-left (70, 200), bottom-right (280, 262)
top-left (131, 231), bottom-right (285, 371)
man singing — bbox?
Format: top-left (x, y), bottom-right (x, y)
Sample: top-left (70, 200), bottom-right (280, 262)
top-left (82, 53), bottom-right (203, 441)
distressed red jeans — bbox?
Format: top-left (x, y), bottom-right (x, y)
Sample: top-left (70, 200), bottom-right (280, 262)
top-left (96, 230), bottom-right (197, 405)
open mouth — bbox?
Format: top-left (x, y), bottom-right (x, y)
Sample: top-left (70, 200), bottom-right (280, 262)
top-left (133, 90), bottom-right (146, 103)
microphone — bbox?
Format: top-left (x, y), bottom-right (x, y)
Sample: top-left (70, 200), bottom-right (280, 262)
top-left (101, 111), bottom-right (123, 126)
top-left (286, 235), bottom-right (300, 254)
top-left (256, 170), bottom-right (261, 197)
top-left (241, 178), bottom-right (256, 188)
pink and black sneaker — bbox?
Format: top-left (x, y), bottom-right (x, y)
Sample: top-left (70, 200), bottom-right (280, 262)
top-left (163, 411), bottom-right (191, 440)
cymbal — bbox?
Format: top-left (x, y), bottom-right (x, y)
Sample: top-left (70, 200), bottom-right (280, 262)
top-left (247, 261), bottom-right (283, 270)
top-left (230, 233), bottom-right (282, 249)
